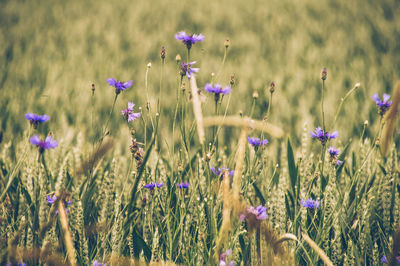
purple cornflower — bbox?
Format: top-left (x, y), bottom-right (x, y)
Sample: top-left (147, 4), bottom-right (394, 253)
top-left (328, 146), bottom-right (339, 157)
top-left (240, 205), bottom-right (268, 221)
top-left (328, 146), bottom-right (343, 166)
top-left (93, 260), bottom-right (107, 266)
top-left (25, 113), bottom-right (49, 128)
top-left (204, 84), bottom-right (231, 95)
top-left (175, 31), bottom-right (204, 50)
top-left (144, 182), bottom-right (164, 190)
top-left (176, 182), bottom-right (189, 189)
top-left (211, 166), bottom-right (234, 179)
top-left (301, 198), bottom-right (320, 209)
top-left (107, 78), bottom-right (132, 94)
top-left (7, 263), bottom-right (26, 266)
top-left (372, 93), bottom-right (392, 116)
top-left (310, 127), bottom-right (338, 145)
top-left (180, 61), bottom-right (199, 80)
top-left (247, 137), bottom-right (269, 151)
top-left (121, 102), bottom-right (141, 122)
top-left (30, 135), bottom-right (58, 153)
top-left (46, 194), bottom-right (72, 214)
top-left (380, 255), bottom-right (400, 264)
top-left (219, 249), bottom-right (234, 266)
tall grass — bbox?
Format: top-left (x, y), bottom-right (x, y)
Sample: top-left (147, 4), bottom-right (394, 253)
top-left (1, 0), bottom-right (400, 265)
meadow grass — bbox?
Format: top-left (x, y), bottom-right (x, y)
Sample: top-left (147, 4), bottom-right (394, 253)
top-left (1, 0), bottom-right (400, 265)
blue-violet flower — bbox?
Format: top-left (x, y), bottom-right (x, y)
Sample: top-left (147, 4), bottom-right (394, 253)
top-left (301, 198), bottom-right (320, 209)
top-left (107, 78), bottom-right (132, 94)
top-left (25, 113), bottom-right (49, 128)
top-left (372, 93), bottom-right (392, 116)
top-left (30, 135), bottom-right (58, 152)
top-left (175, 31), bottom-right (204, 50)
top-left (121, 102), bottom-right (141, 122)
top-left (180, 61), bottom-right (199, 80)
top-left (310, 127), bottom-right (338, 145)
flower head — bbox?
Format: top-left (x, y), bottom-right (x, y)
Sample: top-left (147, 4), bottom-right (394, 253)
top-left (121, 102), bottom-right (141, 122)
top-left (204, 84), bottom-right (231, 95)
top-left (240, 205), bottom-right (268, 222)
top-left (219, 249), bottom-right (234, 266)
top-left (320, 67), bottom-right (327, 80)
top-left (372, 93), bottom-right (392, 116)
top-left (328, 146), bottom-right (343, 166)
top-left (176, 182), bottom-right (189, 189)
top-left (380, 255), bottom-right (400, 264)
top-left (310, 127), bottom-right (338, 145)
top-left (25, 113), bottom-right (49, 128)
top-left (46, 194), bottom-right (72, 214)
top-left (180, 61), bottom-right (199, 80)
top-left (107, 78), bottom-right (132, 94)
top-left (30, 135), bottom-right (58, 153)
top-left (211, 166), bottom-right (234, 179)
top-left (144, 182), bottom-right (163, 190)
top-left (93, 259), bottom-right (107, 266)
top-left (247, 137), bottom-right (269, 151)
top-left (175, 31), bottom-right (204, 50)
top-left (301, 198), bottom-right (320, 209)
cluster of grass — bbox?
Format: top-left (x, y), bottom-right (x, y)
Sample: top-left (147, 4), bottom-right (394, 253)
top-left (1, 0), bottom-right (400, 265)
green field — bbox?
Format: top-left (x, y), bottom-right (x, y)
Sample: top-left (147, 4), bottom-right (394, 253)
top-left (1, 0), bottom-right (400, 264)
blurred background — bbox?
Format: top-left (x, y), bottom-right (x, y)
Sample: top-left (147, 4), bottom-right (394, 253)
top-left (1, 0), bottom-right (399, 151)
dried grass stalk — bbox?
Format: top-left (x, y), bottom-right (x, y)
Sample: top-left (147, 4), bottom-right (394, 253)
top-left (190, 75), bottom-right (205, 145)
top-left (203, 116), bottom-right (284, 138)
top-left (57, 191), bottom-right (77, 266)
top-left (215, 171), bottom-right (232, 261)
top-left (232, 126), bottom-right (247, 215)
top-left (302, 233), bottom-right (333, 266)
top-left (381, 81), bottom-right (400, 157)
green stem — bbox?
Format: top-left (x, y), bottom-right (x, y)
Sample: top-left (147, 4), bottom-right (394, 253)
top-left (332, 83), bottom-right (359, 129)
top-left (0, 125), bottom-right (32, 202)
top-left (215, 47), bottom-right (228, 82)
top-left (321, 80), bottom-right (326, 132)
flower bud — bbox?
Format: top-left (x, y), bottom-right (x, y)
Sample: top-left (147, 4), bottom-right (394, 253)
top-left (364, 120), bottom-right (368, 126)
top-left (269, 81), bottom-right (275, 94)
top-left (91, 83), bottom-right (95, 94)
top-left (160, 46), bottom-right (166, 60)
top-left (224, 39), bottom-right (230, 48)
top-left (355, 82), bottom-right (361, 88)
top-left (230, 74), bottom-right (235, 87)
top-left (147, 62), bottom-right (152, 68)
top-left (320, 67), bottom-right (327, 80)
top-left (176, 54), bottom-right (181, 64)
top-left (252, 90), bottom-right (259, 99)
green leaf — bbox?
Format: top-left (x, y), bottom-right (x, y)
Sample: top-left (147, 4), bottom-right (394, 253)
top-left (252, 182), bottom-right (266, 205)
top-left (287, 138), bottom-right (298, 196)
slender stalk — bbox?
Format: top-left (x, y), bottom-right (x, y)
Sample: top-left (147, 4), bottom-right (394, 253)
top-left (332, 83), bottom-right (359, 129)
top-left (215, 47), bottom-right (228, 82)
top-left (145, 65), bottom-right (155, 131)
top-left (321, 80), bottom-right (326, 132)
top-left (0, 125), bottom-right (32, 201)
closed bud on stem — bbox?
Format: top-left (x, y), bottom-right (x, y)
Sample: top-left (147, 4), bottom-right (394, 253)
top-left (252, 90), bottom-right (259, 99)
top-left (364, 120), bottom-right (368, 126)
top-left (224, 39), bottom-right (230, 48)
top-left (176, 54), bottom-right (181, 64)
top-left (91, 83), bottom-right (95, 95)
top-left (230, 74), bottom-right (235, 87)
top-left (269, 81), bottom-right (275, 94)
top-left (320, 67), bottom-right (327, 80)
top-left (160, 46), bottom-right (166, 60)
top-left (147, 62), bottom-right (152, 68)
